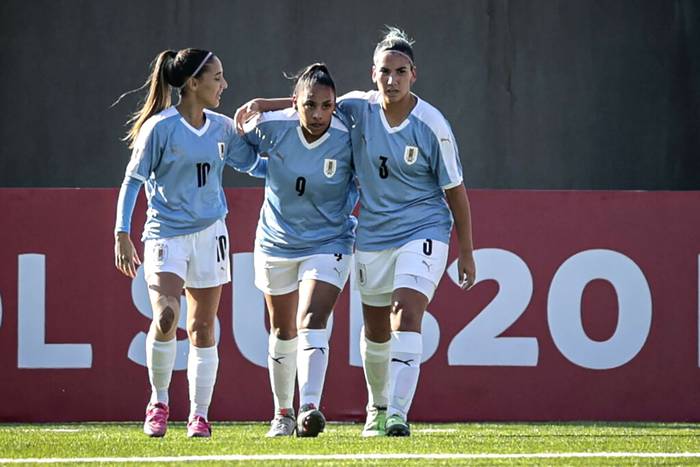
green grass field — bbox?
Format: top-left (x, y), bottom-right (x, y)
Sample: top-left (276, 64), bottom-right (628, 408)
top-left (1, 422), bottom-right (699, 465)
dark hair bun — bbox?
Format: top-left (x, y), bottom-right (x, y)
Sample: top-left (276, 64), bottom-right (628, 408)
top-left (163, 50), bottom-right (188, 88)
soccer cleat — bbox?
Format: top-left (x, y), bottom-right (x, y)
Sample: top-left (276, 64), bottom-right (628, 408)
top-left (143, 402), bottom-right (169, 437)
top-left (187, 415), bottom-right (212, 438)
top-left (266, 408), bottom-right (296, 437)
top-left (385, 413), bottom-right (410, 437)
top-left (361, 405), bottom-right (387, 437)
top-left (296, 403), bottom-right (326, 438)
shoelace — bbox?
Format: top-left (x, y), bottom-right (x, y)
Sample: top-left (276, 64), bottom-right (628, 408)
top-left (146, 406), bottom-right (168, 423)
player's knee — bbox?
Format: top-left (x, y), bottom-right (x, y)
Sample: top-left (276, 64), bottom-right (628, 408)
top-left (157, 307), bottom-right (175, 334)
top-left (271, 326), bottom-right (297, 341)
top-left (154, 297), bottom-right (179, 335)
top-left (299, 307), bottom-right (330, 330)
top-left (188, 319), bottom-right (215, 347)
top-left (391, 299), bottom-right (406, 315)
top-left (391, 300), bottom-right (422, 330)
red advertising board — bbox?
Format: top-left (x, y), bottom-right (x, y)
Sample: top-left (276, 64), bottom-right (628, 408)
top-left (0, 188), bottom-right (698, 422)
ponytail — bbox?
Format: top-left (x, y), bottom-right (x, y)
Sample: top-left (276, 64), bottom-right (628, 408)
top-left (124, 50), bottom-right (176, 148)
top-left (290, 62), bottom-right (336, 97)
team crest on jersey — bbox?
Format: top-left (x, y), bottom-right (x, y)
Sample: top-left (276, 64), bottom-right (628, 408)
top-left (217, 142), bottom-right (225, 160)
top-left (404, 145), bottom-right (419, 165)
top-left (323, 158), bottom-right (337, 178)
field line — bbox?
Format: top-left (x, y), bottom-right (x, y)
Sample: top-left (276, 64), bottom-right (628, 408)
top-left (2, 452), bottom-right (700, 463)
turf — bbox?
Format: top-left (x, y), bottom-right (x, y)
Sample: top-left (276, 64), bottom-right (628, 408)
top-left (1, 421), bottom-right (699, 465)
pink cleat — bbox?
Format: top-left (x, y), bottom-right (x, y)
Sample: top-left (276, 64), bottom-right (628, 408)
top-left (143, 402), bottom-right (169, 437)
top-left (187, 415), bottom-right (212, 438)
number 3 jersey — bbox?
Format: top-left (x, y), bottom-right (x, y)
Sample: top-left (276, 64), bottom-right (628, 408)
top-left (243, 108), bottom-right (358, 258)
top-left (336, 90), bottom-right (464, 251)
top-left (124, 107), bottom-right (258, 240)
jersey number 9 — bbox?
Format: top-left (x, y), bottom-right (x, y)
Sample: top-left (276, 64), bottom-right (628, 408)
top-left (295, 177), bottom-right (306, 196)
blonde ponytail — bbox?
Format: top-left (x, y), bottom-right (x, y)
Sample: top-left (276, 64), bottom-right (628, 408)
top-left (124, 50), bottom-right (176, 148)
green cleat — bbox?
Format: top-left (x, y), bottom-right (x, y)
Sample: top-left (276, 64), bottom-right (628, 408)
top-left (385, 413), bottom-right (410, 437)
top-left (361, 405), bottom-right (387, 437)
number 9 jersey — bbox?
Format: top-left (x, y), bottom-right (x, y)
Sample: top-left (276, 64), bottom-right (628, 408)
top-left (336, 90), bottom-right (464, 252)
top-left (242, 108), bottom-right (358, 258)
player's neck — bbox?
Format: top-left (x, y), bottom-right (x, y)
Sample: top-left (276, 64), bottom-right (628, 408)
top-left (381, 93), bottom-right (416, 127)
top-left (301, 126), bottom-right (324, 144)
top-left (176, 101), bottom-right (206, 129)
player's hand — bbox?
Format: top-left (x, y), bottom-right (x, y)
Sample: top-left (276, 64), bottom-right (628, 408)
top-left (457, 250), bottom-right (476, 290)
top-left (114, 232), bottom-right (141, 278)
top-left (233, 99), bottom-right (262, 135)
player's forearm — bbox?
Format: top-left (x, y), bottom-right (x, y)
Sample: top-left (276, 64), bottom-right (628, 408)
top-left (254, 98), bottom-right (292, 112)
top-left (445, 184), bottom-right (474, 254)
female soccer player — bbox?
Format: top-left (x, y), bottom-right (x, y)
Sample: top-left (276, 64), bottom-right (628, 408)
top-left (235, 27), bottom-right (476, 438)
top-left (240, 63), bottom-right (357, 437)
top-left (114, 48), bottom-right (258, 438)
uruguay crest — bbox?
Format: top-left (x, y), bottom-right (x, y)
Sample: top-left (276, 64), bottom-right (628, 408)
top-left (323, 158), bottom-right (337, 178)
top-left (404, 145), bottom-right (419, 165)
top-left (218, 142), bottom-right (225, 160)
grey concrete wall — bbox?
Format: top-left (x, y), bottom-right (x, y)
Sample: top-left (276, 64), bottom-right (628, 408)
top-left (0, 0), bottom-right (698, 189)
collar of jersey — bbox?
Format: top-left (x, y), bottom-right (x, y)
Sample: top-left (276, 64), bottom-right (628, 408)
top-left (296, 126), bottom-right (330, 150)
top-left (179, 115), bottom-right (211, 137)
top-left (375, 94), bottom-right (420, 134)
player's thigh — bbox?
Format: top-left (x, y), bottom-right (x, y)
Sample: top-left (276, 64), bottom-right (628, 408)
top-left (296, 253), bottom-right (350, 327)
top-left (185, 285), bottom-right (223, 324)
top-left (265, 291), bottom-right (298, 338)
top-left (297, 279), bottom-right (341, 329)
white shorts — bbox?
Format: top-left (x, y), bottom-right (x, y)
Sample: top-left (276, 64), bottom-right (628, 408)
top-left (355, 238), bottom-right (449, 306)
top-left (143, 218), bottom-right (231, 289)
top-left (254, 249), bottom-right (352, 296)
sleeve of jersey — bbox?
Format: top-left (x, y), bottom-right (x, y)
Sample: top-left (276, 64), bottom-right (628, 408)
top-left (336, 91), bottom-right (367, 128)
top-left (124, 122), bottom-right (160, 182)
top-left (246, 157), bottom-right (268, 178)
top-left (114, 175), bottom-right (142, 234)
top-left (432, 124), bottom-right (464, 190)
top-left (224, 129), bottom-right (260, 173)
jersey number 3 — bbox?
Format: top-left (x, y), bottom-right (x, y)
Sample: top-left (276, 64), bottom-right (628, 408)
top-left (378, 156), bottom-right (389, 179)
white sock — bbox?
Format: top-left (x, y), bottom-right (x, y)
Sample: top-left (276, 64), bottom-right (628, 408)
top-left (297, 329), bottom-right (329, 408)
top-left (360, 328), bottom-right (390, 409)
top-left (187, 344), bottom-right (219, 420)
top-left (146, 334), bottom-right (176, 405)
top-left (387, 331), bottom-right (422, 421)
top-left (268, 334), bottom-right (298, 412)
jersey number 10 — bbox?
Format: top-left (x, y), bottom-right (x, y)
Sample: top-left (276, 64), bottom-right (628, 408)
top-left (196, 162), bottom-right (211, 187)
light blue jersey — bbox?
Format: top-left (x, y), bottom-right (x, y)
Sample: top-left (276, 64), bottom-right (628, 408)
top-left (243, 108), bottom-right (358, 258)
top-left (124, 107), bottom-right (257, 240)
top-left (336, 90), bottom-right (463, 251)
